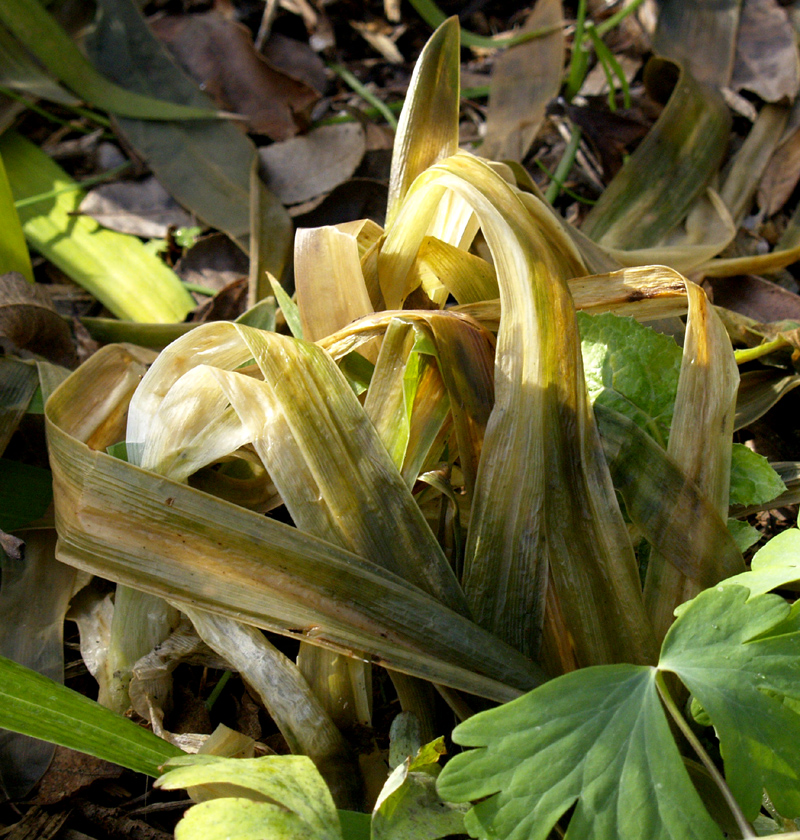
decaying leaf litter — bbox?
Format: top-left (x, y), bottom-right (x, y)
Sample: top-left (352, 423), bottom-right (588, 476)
top-left (4, 0), bottom-right (800, 837)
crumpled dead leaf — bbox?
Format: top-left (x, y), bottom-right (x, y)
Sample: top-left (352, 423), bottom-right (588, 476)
top-left (731, 0), bottom-right (800, 103)
top-left (758, 102), bottom-right (800, 216)
top-left (0, 272), bottom-right (76, 367)
top-left (150, 8), bottom-right (320, 139)
top-left (79, 176), bottom-right (195, 238)
top-left (174, 233), bottom-right (250, 293)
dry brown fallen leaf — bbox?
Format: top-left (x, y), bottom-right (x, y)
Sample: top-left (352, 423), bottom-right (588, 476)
top-left (150, 7), bottom-right (320, 139)
top-left (706, 273), bottom-right (800, 323)
top-left (79, 176), bottom-right (195, 238)
top-left (259, 122), bottom-right (367, 205)
top-left (30, 747), bottom-right (124, 806)
top-left (174, 233), bottom-right (250, 293)
top-left (481, 0), bottom-right (564, 162)
top-left (758, 109), bottom-right (800, 216)
top-left (731, 0), bottom-right (800, 103)
top-left (0, 272), bottom-right (76, 367)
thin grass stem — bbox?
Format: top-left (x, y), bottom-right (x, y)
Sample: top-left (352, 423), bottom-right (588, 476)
top-left (329, 63), bottom-right (398, 130)
top-left (545, 126), bottom-right (582, 204)
top-left (13, 162), bottom-right (132, 209)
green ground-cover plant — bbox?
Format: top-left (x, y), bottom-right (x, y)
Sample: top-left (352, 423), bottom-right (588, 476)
top-left (150, 534), bottom-right (800, 838)
top-left (3, 7), bottom-right (800, 840)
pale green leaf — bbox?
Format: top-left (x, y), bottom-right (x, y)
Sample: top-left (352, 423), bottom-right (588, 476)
top-left (661, 585), bottom-right (800, 819)
top-left (0, 131), bottom-right (194, 323)
top-left (729, 444), bottom-right (786, 507)
top-left (372, 758), bottom-right (467, 840)
top-left (727, 518), bottom-right (762, 553)
top-left (437, 665), bottom-right (723, 840)
top-left (174, 798), bottom-right (320, 840)
top-left (0, 653), bottom-right (183, 777)
top-left (711, 528), bottom-right (800, 598)
top-left (578, 311), bottom-right (681, 448)
top-left (158, 755), bottom-right (342, 840)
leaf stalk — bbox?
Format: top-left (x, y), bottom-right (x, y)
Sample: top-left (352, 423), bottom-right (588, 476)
top-left (655, 671), bottom-right (756, 839)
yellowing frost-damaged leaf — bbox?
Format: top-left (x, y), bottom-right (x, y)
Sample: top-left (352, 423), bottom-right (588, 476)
top-left (382, 151), bottom-right (656, 668)
top-left (46, 340), bottom-right (544, 701)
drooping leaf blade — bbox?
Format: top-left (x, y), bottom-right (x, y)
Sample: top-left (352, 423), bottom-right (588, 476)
top-left (582, 59), bottom-right (731, 251)
top-left (595, 404), bottom-right (744, 590)
top-left (382, 151), bottom-right (656, 667)
top-left (45, 344), bottom-right (543, 702)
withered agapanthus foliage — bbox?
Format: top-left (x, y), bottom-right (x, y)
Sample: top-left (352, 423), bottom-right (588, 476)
top-left (33, 13), bottom-right (771, 821)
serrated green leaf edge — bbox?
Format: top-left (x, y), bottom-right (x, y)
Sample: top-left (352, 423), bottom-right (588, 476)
top-left (0, 653), bottom-right (182, 776)
top-left (729, 443), bottom-right (787, 507)
top-left (439, 580), bottom-right (800, 837)
top-left (438, 664), bottom-right (723, 840)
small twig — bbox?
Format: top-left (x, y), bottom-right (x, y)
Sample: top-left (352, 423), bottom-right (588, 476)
top-left (254, 0), bottom-right (279, 51)
top-left (655, 672), bottom-right (757, 840)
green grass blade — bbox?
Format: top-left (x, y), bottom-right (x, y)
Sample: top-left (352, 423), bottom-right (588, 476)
top-left (0, 149), bottom-right (32, 282)
top-left (0, 0), bottom-right (224, 120)
top-left (0, 132), bottom-right (194, 323)
top-left (0, 654), bottom-right (183, 777)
